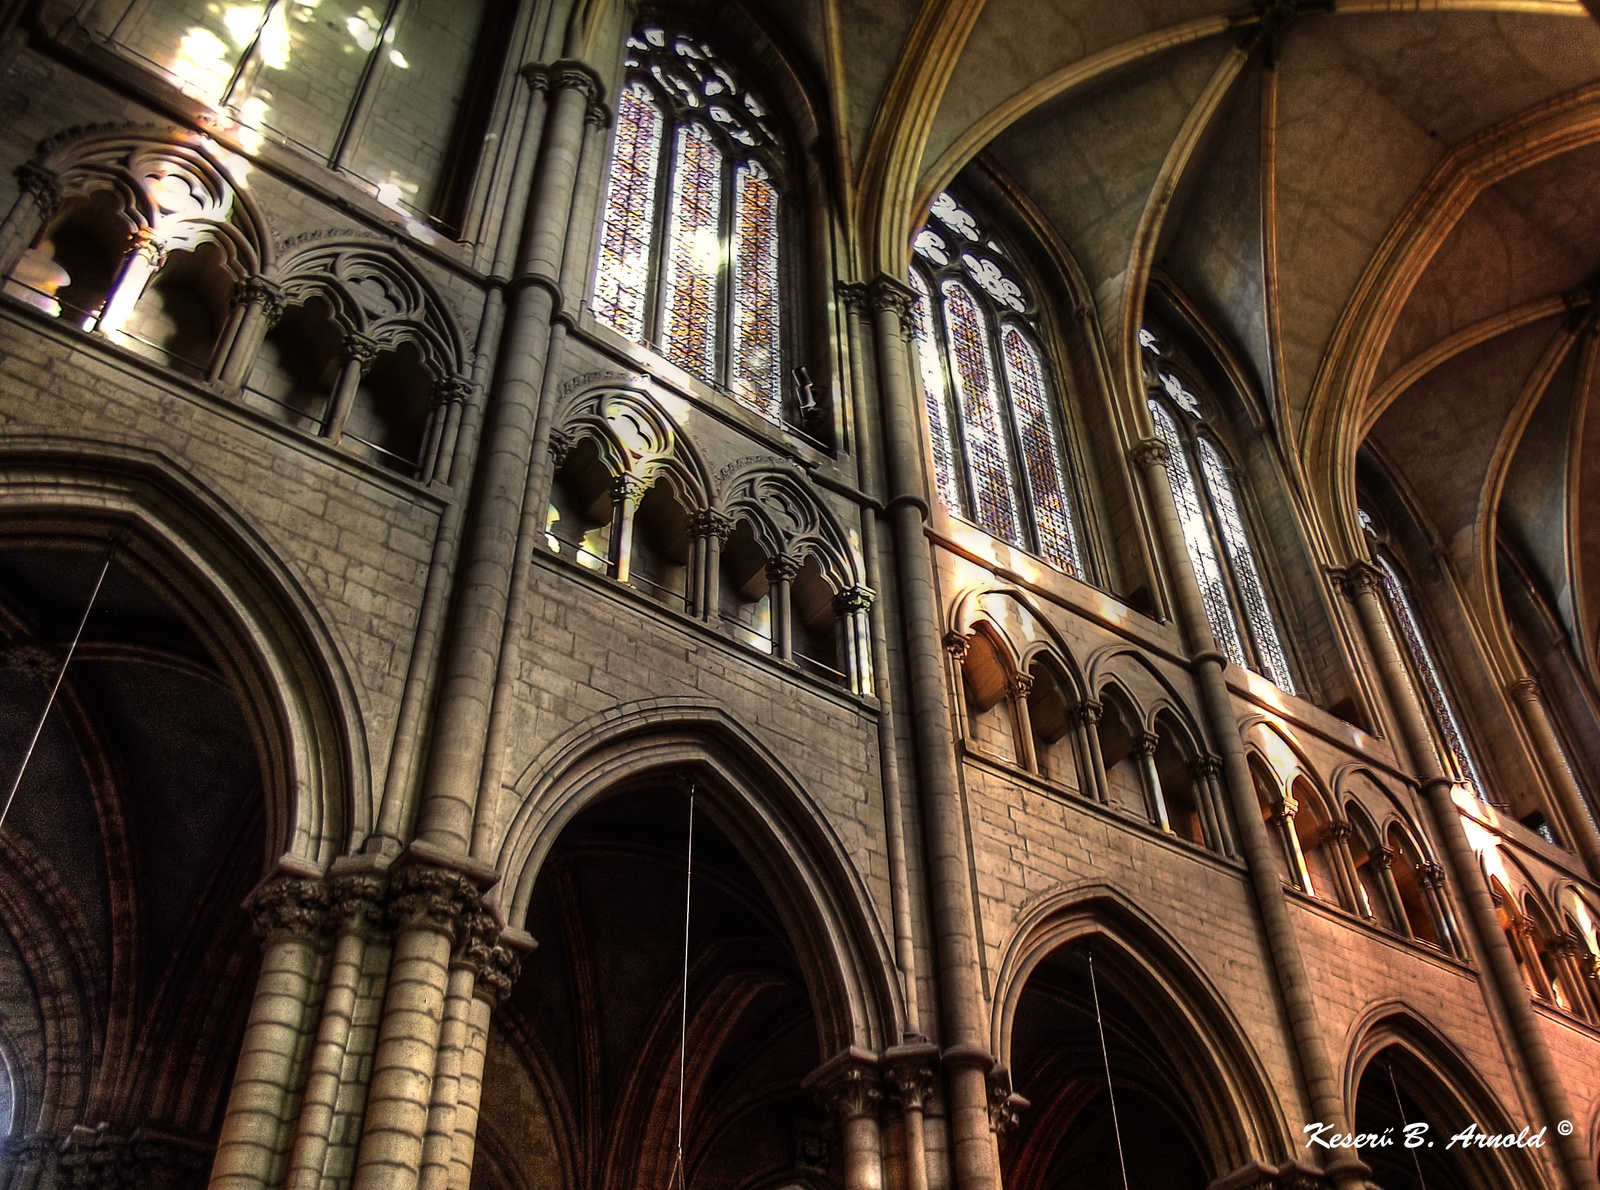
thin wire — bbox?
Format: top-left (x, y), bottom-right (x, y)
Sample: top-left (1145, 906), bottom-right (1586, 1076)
top-left (1388, 1062), bottom-right (1427, 1190)
top-left (1088, 950), bottom-right (1131, 1190)
top-left (0, 546), bottom-right (114, 834)
top-left (673, 786), bottom-right (695, 1190)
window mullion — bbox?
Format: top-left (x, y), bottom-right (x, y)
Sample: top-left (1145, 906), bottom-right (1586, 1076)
top-left (995, 317), bottom-right (1042, 555)
top-left (644, 93), bottom-right (677, 352)
top-left (717, 149), bottom-right (736, 394)
top-left (932, 273), bottom-right (979, 521)
top-left (1190, 428), bottom-right (1257, 670)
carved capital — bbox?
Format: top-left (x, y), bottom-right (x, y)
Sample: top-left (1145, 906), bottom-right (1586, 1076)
top-left (1507, 676), bottom-right (1541, 703)
top-left (834, 584), bottom-right (875, 615)
top-left (17, 162), bottom-right (61, 219)
top-left (550, 60), bottom-right (603, 105)
top-left (884, 1062), bottom-right (935, 1112)
top-left (548, 427), bottom-right (577, 468)
top-left (1129, 437), bottom-right (1170, 469)
top-left (232, 275), bottom-right (284, 322)
top-left (1272, 792), bottom-right (1299, 824)
top-left (690, 509), bottom-right (734, 541)
top-left (1417, 860), bottom-right (1448, 892)
top-left (1551, 932), bottom-right (1588, 962)
top-left (614, 473), bottom-right (650, 504)
top-left (130, 227), bottom-right (166, 269)
top-left (1188, 755), bottom-right (1222, 782)
top-left (809, 1059), bottom-right (881, 1123)
top-left (943, 630), bottom-right (970, 662)
top-left (434, 374), bottom-right (475, 407)
top-left (341, 332), bottom-right (380, 371)
top-left (766, 555), bottom-right (802, 585)
top-left (867, 277), bottom-right (915, 338)
top-left (388, 865), bottom-right (482, 938)
top-left (245, 876), bottom-right (328, 943)
top-left (838, 282), bottom-right (871, 318)
top-left (1077, 699), bottom-right (1103, 728)
top-left (1325, 821), bottom-right (1353, 845)
top-left (520, 63), bottom-right (551, 93)
top-left (329, 874), bottom-right (387, 936)
top-left (1339, 562), bottom-right (1384, 600)
top-left (1008, 673), bottom-right (1035, 700)
top-left (986, 1068), bottom-right (1029, 1135)
top-left (1136, 732), bottom-right (1160, 759)
top-left (473, 943), bottom-right (522, 1007)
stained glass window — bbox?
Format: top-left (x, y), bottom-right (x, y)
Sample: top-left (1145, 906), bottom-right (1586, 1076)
top-left (592, 24), bottom-right (785, 420)
top-left (1199, 438), bottom-right (1295, 693)
top-left (730, 160), bottom-right (780, 419)
top-left (594, 84), bottom-right (664, 341)
top-left (910, 270), bottom-right (963, 512)
top-left (943, 280), bottom-right (1021, 545)
top-left (909, 189), bottom-right (1090, 581)
top-left (1376, 556), bottom-right (1488, 801)
top-left (1151, 401), bottom-right (1247, 667)
top-left (1003, 327), bottom-right (1082, 575)
top-left (661, 123), bottom-right (724, 383)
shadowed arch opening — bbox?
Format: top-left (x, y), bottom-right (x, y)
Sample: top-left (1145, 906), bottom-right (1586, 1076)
top-left (995, 895), bottom-right (1289, 1187)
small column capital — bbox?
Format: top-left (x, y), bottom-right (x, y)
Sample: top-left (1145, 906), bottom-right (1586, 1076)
top-left (17, 162), bottom-right (61, 219)
top-left (804, 1050), bottom-right (881, 1123)
top-left (245, 875), bottom-right (329, 943)
top-left (1326, 821), bottom-right (1353, 845)
top-left (1129, 437), bottom-right (1170, 469)
top-left (834, 584), bottom-right (876, 615)
top-left (130, 227), bottom-right (167, 269)
top-left (1417, 860), bottom-right (1448, 893)
top-left (1272, 792), bottom-right (1299, 824)
top-left (943, 630), bottom-right (970, 662)
top-left (837, 282), bottom-right (871, 318)
top-left (690, 508), bottom-right (735, 541)
top-left (986, 1067), bottom-right (1029, 1135)
top-left (329, 873), bottom-right (388, 937)
top-left (1136, 731), bottom-right (1160, 759)
top-left (883, 1042), bottom-right (939, 1111)
top-left (1507, 676), bottom-right (1542, 703)
top-left (1077, 699), bottom-right (1103, 728)
top-left (387, 864), bottom-right (483, 938)
top-left (765, 555), bottom-right (801, 585)
top-left (613, 473), bottom-right (650, 504)
top-left (867, 276), bottom-right (915, 340)
top-left (1008, 673), bottom-right (1035, 701)
top-left (1188, 755), bottom-right (1222, 782)
top-left (341, 332), bottom-right (380, 372)
top-left (1339, 562), bottom-right (1385, 600)
top-left (231, 275), bottom-right (285, 322)
top-left (434, 373), bottom-right (475, 408)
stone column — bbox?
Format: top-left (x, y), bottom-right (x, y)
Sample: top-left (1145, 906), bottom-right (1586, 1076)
top-left (1417, 860), bottom-right (1464, 957)
top-left (426, 377), bottom-right (475, 486)
top-left (1271, 792), bottom-right (1311, 893)
top-left (1135, 732), bottom-right (1169, 830)
top-left (323, 334), bottom-right (379, 445)
top-left (1506, 676), bottom-right (1600, 880)
top-left (690, 510), bottom-right (732, 623)
top-left (610, 474), bottom-right (649, 584)
top-left (836, 585), bottom-right (877, 697)
top-left (284, 873), bottom-right (386, 1190)
top-left (416, 912), bottom-right (497, 1190)
top-left (1369, 847), bottom-right (1411, 938)
top-left (351, 866), bottom-right (483, 1190)
top-left (768, 555), bottom-right (800, 661)
top-left (1190, 756), bottom-right (1228, 857)
top-left (209, 874), bottom-right (329, 1190)
top-left (1323, 822), bottom-right (1360, 914)
top-left (1342, 561), bottom-right (1598, 1190)
top-left (884, 1047), bottom-right (937, 1190)
top-left (217, 277), bottom-right (285, 386)
top-left (806, 1052), bottom-right (883, 1190)
top-left (867, 276), bottom-right (997, 1190)
top-left (448, 940), bottom-right (522, 1190)
top-left (1553, 933), bottom-right (1599, 1023)
top-left (0, 162), bottom-right (59, 277)
top-left (1077, 701), bottom-right (1109, 804)
top-left (95, 228), bottom-right (163, 338)
top-left (1132, 438), bottom-right (1365, 1189)
top-left (1009, 674), bottom-right (1038, 773)
top-left (415, 60), bottom-right (604, 855)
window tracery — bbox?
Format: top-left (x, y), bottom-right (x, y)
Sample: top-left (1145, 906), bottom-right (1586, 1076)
top-left (1142, 326), bottom-right (1295, 694)
top-left (592, 24), bottom-right (785, 422)
top-left (910, 190), bottom-right (1087, 579)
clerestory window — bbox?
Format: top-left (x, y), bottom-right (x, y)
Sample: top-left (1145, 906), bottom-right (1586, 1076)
top-left (1141, 326), bottom-right (1296, 694)
top-left (592, 24), bottom-right (785, 422)
top-left (909, 191), bottom-right (1086, 579)
top-left (1362, 517), bottom-right (1488, 801)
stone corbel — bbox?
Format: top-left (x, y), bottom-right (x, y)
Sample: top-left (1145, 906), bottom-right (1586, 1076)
top-left (984, 1065), bottom-right (1029, 1135)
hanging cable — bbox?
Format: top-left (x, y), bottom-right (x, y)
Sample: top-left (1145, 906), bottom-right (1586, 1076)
top-left (1088, 950), bottom-right (1131, 1190)
top-left (1388, 1061), bottom-right (1427, 1190)
top-left (0, 543), bottom-right (114, 834)
top-left (672, 784), bottom-right (696, 1190)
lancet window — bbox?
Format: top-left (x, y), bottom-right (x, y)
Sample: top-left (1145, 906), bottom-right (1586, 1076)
top-left (1141, 326), bottom-right (1296, 694)
top-left (1365, 534), bottom-right (1488, 801)
top-left (909, 191), bottom-right (1086, 578)
top-left (592, 24), bottom-right (785, 422)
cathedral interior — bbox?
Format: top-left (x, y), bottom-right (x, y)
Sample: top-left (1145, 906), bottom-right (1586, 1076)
top-left (0, 0), bottom-right (1599, 1188)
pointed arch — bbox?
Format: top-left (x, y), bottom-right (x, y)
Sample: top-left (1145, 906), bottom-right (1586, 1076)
top-left (549, 376), bottom-right (712, 508)
top-left (993, 885), bottom-right (1292, 1171)
top-left (0, 439), bottom-right (368, 867)
top-left (713, 459), bottom-right (863, 592)
top-left (494, 699), bottom-right (903, 1054)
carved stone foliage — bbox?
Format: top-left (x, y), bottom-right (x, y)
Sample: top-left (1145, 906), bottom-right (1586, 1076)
top-left (52, 1125), bottom-right (213, 1190)
top-left (387, 865), bottom-right (483, 937)
top-left (244, 876), bottom-right (328, 942)
top-left (268, 240), bottom-right (465, 379)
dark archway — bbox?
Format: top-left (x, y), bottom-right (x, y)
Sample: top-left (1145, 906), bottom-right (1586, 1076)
top-left (485, 785), bottom-right (824, 1190)
top-left (1004, 942), bottom-right (1210, 1190)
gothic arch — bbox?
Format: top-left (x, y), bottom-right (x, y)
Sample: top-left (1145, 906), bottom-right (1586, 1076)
top-left (549, 377), bottom-right (712, 507)
top-left (0, 439), bottom-right (368, 868)
top-left (948, 583), bottom-right (1089, 702)
top-left (1345, 1007), bottom-right (1542, 1190)
top-left (992, 885), bottom-right (1292, 1172)
top-left (495, 699), bottom-right (903, 1054)
top-left (1086, 645), bottom-right (1206, 745)
top-left (713, 460), bottom-right (863, 593)
top-left (269, 236), bottom-right (467, 379)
